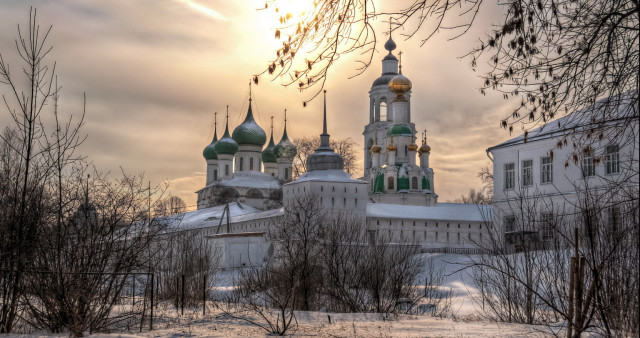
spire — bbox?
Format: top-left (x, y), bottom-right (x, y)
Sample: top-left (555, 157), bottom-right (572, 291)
top-left (384, 20), bottom-right (397, 52)
top-left (223, 105), bottom-right (231, 137)
top-left (282, 109), bottom-right (289, 140)
top-left (319, 90), bottom-right (331, 150)
top-left (212, 112), bottom-right (218, 142)
top-left (244, 81), bottom-right (255, 122)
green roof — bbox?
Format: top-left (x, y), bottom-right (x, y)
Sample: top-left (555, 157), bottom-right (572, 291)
top-left (215, 120), bottom-right (238, 155)
top-left (261, 133), bottom-right (277, 163)
top-left (202, 126), bottom-right (218, 160)
top-left (232, 104), bottom-right (266, 146)
top-left (386, 124), bottom-right (413, 137)
top-left (274, 125), bottom-right (297, 159)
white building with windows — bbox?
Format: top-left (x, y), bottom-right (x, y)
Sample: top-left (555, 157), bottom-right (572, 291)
top-left (488, 95), bottom-right (639, 251)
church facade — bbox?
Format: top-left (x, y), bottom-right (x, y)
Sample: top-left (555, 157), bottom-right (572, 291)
top-left (177, 34), bottom-right (490, 268)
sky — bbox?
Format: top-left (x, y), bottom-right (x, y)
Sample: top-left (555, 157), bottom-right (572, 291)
top-left (0, 0), bottom-right (518, 210)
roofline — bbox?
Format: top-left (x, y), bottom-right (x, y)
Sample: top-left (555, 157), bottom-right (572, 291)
top-left (487, 115), bottom-right (635, 153)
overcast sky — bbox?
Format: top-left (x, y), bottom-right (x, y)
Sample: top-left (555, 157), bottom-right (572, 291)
top-left (0, 0), bottom-right (518, 209)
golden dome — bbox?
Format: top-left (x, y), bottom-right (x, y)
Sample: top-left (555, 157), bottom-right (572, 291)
top-left (387, 144), bottom-right (397, 151)
top-left (407, 143), bottom-right (418, 151)
top-left (370, 145), bottom-right (382, 153)
top-left (388, 73), bottom-right (412, 98)
top-left (419, 144), bottom-right (431, 153)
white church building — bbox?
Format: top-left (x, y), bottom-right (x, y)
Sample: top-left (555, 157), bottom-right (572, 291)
top-left (168, 34), bottom-right (491, 268)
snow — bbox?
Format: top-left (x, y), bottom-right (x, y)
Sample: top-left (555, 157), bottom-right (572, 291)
top-left (293, 169), bottom-right (367, 184)
top-left (160, 202), bottom-right (259, 232)
top-left (489, 93), bottom-right (636, 151)
top-left (58, 254), bottom-right (566, 337)
top-left (203, 171), bottom-right (280, 190)
top-left (367, 203), bottom-right (492, 222)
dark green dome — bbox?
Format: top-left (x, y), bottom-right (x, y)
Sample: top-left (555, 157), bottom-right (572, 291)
top-left (202, 126), bottom-right (219, 160)
top-left (232, 104), bottom-right (266, 146)
top-left (214, 118), bottom-right (238, 155)
top-left (386, 124), bottom-right (413, 137)
top-left (203, 144), bottom-right (217, 160)
top-left (273, 124), bottom-right (297, 160)
top-left (262, 132), bottom-right (277, 163)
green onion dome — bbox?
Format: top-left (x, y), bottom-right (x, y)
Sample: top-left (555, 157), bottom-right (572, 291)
top-left (214, 118), bottom-right (238, 155)
top-left (202, 127), bottom-right (218, 160)
top-left (261, 132), bottom-right (277, 163)
top-left (273, 124), bottom-right (297, 160)
top-left (232, 104), bottom-right (266, 146)
top-left (386, 124), bottom-right (413, 137)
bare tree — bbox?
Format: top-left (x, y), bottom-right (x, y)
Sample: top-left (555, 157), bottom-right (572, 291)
top-left (24, 168), bottom-right (165, 336)
top-left (154, 196), bottom-right (187, 217)
top-left (255, 0), bottom-right (638, 153)
top-left (453, 188), bottom-right (491, 204)
top-left (470, 182), bottom-right (639, 336)
top-left (292, 136), bottom-right (359, 178)
top-left (0, 8), bottom-right (83, 333)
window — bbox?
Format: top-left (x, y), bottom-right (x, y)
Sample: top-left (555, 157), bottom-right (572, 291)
top-left (605, 145), bottom-right (619, 175)
top-left (541, 156), bottom-right (553, 184)
top-left (522, 160), bottom-right (533, 186)
top-left (250, 157), bottom-right (254, 171)
top-left (214, 169), bottom-right (218, 181)
top-left (504, 215), bottom-right (516, 232)
top-left (239, 157), bottom-right (244, 171)
top-left (285, 167), bottom-right (289, 180)
top-left (368, 230), bottom-right (376, 245)
top-left (504, 163), bottom-right (515, 189)
top-left (582, 151), bottom-right (595, 177)
top-left (540, 213), bottom-right (554, 242)
top-left (387, 176), bottom-right (394, 190)
top-left (411, 177), bottom-right (418, 189)
top-left (225, 165), bottom-right (229, 176)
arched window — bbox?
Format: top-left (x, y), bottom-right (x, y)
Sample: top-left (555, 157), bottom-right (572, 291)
top-left (284, 168), bottom-right (289, 180)
top-left (239, 157), bottom-right (244, 171)
top-left (214, 169), bottom-right (218, 181)
top-left (250, 157), bottom-right (254, 170)
top-left (246, 189), bottom-right (262, 199)
top-left (387, 176), bottom-right (394, 190)
top-left (411, 177), bottom-right (418, 189)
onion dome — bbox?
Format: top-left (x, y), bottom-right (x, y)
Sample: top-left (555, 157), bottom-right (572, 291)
top-left (419, 144), bottom-right (431, 154)
top-left (202, 119), bottom-right (219, 160)
top-left (262, 121), bottom-right (277, 163)
top-left (370, 145), bottom-right (382, 153)
top-left (214, 114), bottom-right (238, 155)
top-left (384, 35), bottom-right (397, 52)
top-left (273, 116), bottom-right (297, 160)
top-left (407, 143), bottom-right (418, 151)
top-left (387, 144), bottom-right (397, 151)
top-left (232, 102), bottom-right (266, 146)
top-left (389, 73), bottom-right (412, 97)
top-left (389, 51), bottom-right (411, 98)
top-left (386, 124), bottom-right (413, 137)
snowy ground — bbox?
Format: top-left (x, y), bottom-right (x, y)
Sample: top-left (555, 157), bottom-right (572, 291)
top-left (4, 254), bottom-right (575, 337)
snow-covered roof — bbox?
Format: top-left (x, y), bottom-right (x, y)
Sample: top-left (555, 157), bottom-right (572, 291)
top-left (199, 171), bottom-right (281, 191)
top-left (366, 203), bottom-right (491, 222)
top-left (292, 169), bottom-right (367, 184)
top-left (488, 93), bottom-right (638, 152)
top-left (161, 202), bottom-right (260, 232)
